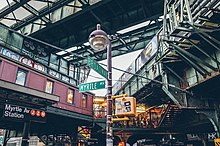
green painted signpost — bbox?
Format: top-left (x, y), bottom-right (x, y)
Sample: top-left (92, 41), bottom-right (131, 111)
top-left (79, 80), bottom-right (105, 92)
top-left (87, 56), bottom-right (108, 79)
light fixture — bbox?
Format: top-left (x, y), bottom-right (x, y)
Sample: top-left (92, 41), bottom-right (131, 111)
top-left (89, 24), bottom-right (109, 51)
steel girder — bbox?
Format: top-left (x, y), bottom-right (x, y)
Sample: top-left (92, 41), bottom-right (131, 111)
top-left (0, 0), bottom-right (164, 66)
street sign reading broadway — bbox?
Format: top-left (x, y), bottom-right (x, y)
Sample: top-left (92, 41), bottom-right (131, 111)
top-left (87, 56), bottom-right (108, 79)
top-left (79, 80), bottom-right (105, 92)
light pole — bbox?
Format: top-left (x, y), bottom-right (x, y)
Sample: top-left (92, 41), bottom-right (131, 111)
top-left (89, 24), bottom-right (113, 146)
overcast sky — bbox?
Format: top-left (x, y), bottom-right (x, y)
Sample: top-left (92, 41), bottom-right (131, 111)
top-left (87, 50), bottom-right (142, 96)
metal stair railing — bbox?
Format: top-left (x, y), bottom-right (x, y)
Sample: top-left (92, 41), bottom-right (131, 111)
top-left (157, 104), bottom-right (172, 127)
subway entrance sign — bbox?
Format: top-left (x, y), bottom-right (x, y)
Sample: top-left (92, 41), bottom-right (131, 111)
top-left (87, 56), bottom-right (108, 79)
top-left (79, 80), bottom-right (105, 92)
top-left (3, 104), bottom-right (46, 122)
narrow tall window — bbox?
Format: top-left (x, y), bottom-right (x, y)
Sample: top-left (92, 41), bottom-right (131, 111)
top-left (15, 69), bottom-right (27, 86)
top-left (60, 58), bottom-right (68, 74)
top-left (82, 94), bottom-right (87, 108)
top-left (67, 89), bottom-right (74, 104)
top-left (45, 80), bottom-right (53, 94)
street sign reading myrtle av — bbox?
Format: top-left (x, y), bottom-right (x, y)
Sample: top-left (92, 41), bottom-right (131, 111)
top-left (79, 80), bottom-right (105, 92)
top-left (87, 56), bottom-right (108, 79)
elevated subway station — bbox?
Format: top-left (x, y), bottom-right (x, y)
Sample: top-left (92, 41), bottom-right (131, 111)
top-left (0, 0), bottom-right (220, 146)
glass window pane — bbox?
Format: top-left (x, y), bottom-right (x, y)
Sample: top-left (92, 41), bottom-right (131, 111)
top-left (49, 54), bottom-right (59, 70)
top-left (45, 80), bottom-right (53, 94)
top-left (7, 32), bottom-right (23, 51)
top-left (82, 94), bottom-right (87, 108)
top-left (67, 89), bottom-right (74, 104)
top-left (0, 25), bottom-right (9, 44)
top-left (15, 69), bottom-right (27, 86)
top-left (69, 64), bottom-right (74, 77)
top-left (60, 58), bottom-right (68, 74)
top-left (36, 55), bottom-right (49, 66)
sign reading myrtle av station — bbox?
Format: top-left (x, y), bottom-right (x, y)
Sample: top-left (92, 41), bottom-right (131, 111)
top-left (3, 104), bottom-right (46, 122)
top-left (79, 80), bottom-right (105, 92)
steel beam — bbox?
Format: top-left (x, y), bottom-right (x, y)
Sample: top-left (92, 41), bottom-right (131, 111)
top-left (22, 2), bottom-right (50, 23)
top-left (173, 49), bottom-right (208, 77)
top-left (197, 33), bottom-right (220, 51)
top-left (162, 86), bottom-right (182, 108)
top-left (188, 39), bottom-right (220, 65)
top-left (12, 0), bottom-right (76, 30)
top-left (170, 43), bottom-right (218, 72)
top-left (70, 34), bottom-right (154, 64)
top-left (47, 106), bottom-right (93, 122)
top-left (2, 17), bottom-right (46, 26)
top-left (164, 65), bottom-right (186, 83)
top-left (195, 110), bottom-right (220, 137)
top-left (0, 0), bottom-right (30, 18)
top-left (188, 23), bottom-right (220, 50)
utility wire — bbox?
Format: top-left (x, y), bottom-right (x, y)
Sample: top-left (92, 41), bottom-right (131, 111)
top-left (1, 24), bottom-right (209, 95)
top-left (68, 47), bottom-right (192, 95)
top-left (99, 62), bottom-right (192, 95)
top-left (88, 73), bottom-right (137, 83)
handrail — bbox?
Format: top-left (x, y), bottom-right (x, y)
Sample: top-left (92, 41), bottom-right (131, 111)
top-left (157, 104), bottom-right (171, 127)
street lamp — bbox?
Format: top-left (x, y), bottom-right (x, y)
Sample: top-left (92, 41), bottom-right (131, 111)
top-left (89, 24), bottom-right (113, 146)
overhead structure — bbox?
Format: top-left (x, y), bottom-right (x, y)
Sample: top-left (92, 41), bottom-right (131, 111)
top-left (112, 0), bottom-right (220, 144)
top-left (0, 0), bottom-right (163, 66)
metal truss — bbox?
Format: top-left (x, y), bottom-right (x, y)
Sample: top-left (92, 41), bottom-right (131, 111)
top-left (12, 0), bottom-right (77, 30)
top-left (67, 18), bottom-right (162, 66)
top-left (0, 0), bottom-right (163, 67)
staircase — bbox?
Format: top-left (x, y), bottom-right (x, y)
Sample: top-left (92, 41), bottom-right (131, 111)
top-left (158, 105), bottom-right (182, 128)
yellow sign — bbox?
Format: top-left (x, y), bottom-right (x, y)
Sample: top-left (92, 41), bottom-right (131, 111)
top-left (78, 126), bottom-right (91, 138)
top-left (115, 97), bottom-right (136, 116)
top-left (214, 138), bottom-right (220, 146)
top-left (112, 116), bottom-right (129, 122)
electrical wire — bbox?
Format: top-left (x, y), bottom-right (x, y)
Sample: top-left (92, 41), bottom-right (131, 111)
top-left (99, 62), bottom-right (192, 95)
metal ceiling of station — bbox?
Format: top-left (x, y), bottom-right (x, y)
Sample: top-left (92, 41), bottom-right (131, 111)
top-left (0, 0), bottom-right (164, 66)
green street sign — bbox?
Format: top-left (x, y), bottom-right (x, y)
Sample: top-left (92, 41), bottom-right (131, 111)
top-left (79, 80), bottom-right (105, 92)
top-left (87, 56), bottom-right (108, 79)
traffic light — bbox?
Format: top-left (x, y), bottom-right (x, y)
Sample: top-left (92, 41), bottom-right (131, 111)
top-left (115, 97), bottom-right (136, 116)
top-left (118, 142), bottom-right (125, 146)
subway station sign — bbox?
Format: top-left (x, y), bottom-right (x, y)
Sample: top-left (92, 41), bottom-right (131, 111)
top-left (3, 104), bottom-right (46, 122)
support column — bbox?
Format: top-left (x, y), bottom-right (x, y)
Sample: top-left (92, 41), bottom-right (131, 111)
top-left (3, 130), bottom-right (9, 146)
top-left (115, 133), bottom-right (132, 146)
top-left (195, 110), bottom-right (220, 137)
top-left (21, 121), bottom-right (30, 146)
top-left (71, 129), bottom-right (78, 146)
top-left (202, 139), bottom-right (207, 146)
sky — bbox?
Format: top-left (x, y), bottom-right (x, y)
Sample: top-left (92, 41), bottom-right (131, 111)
top-left (87, 50), bottom-right (142, 96)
